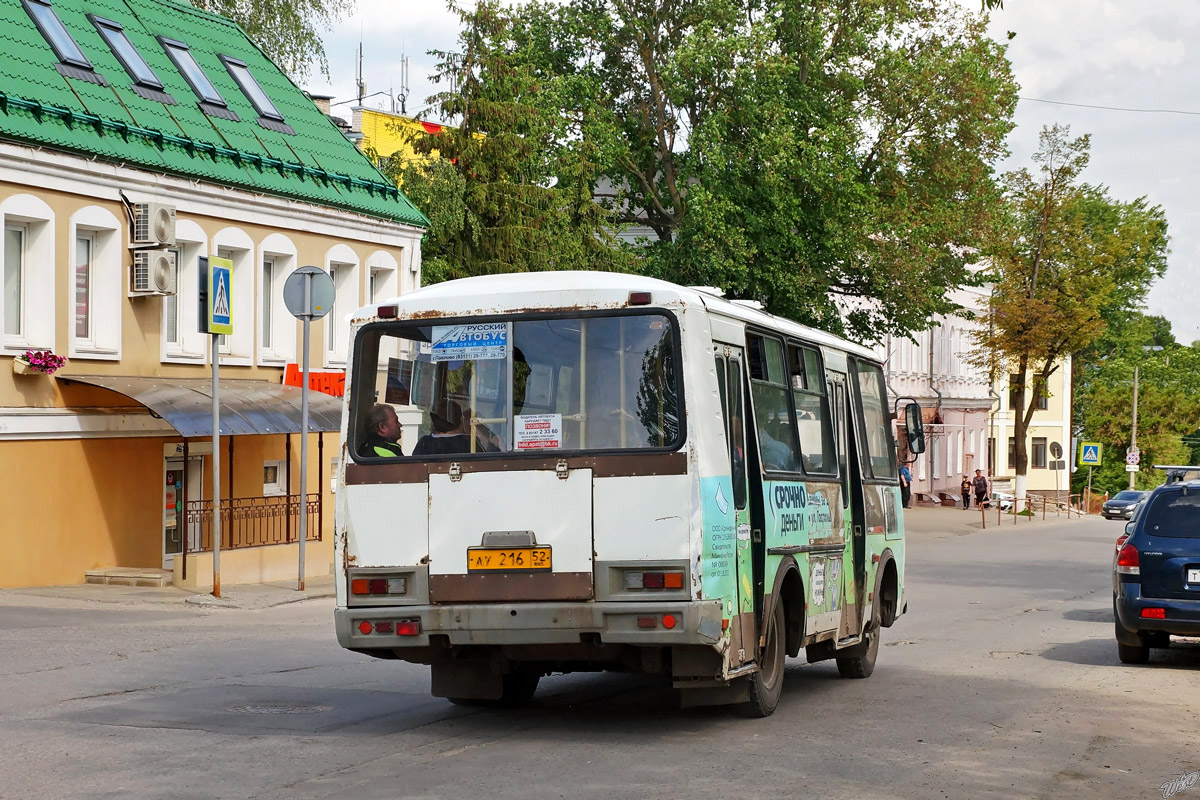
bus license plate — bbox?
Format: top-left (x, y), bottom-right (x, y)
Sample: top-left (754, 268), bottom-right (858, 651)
top-left (1188, 568), bottom-right (1200, 584)
top-left (467, 547), bottom-right (552, 572)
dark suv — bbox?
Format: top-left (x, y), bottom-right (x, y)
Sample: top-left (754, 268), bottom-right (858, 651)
top-left (1113, 481), bottom-right (1200, 663)
top-left (1102, 490), bottom-right (1146, 520)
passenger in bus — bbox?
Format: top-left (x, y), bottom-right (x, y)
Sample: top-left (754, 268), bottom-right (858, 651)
top-left (413, 401), bottom-right (473, 456)
top-left (759, 419), bottom-right (795, 471)
top-left (359, 403), bottom-right (403, 458)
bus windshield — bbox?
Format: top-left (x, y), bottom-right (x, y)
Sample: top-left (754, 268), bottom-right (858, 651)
top-left (351, 312), bottom-right (681, 459)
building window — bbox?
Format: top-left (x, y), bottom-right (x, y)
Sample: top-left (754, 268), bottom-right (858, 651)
top-left (163, 247), bottom-right (180, 346)
top-left (4, 225), bottom-right (25, 337)
top-left (262, 255), bottom-right (274, 351)
top-left (988, 436), bottom-right (996, 476)
top-left (74, 233), bottom-right (92, 340)
top-left (1008, 437), bottom-right (1016, 471)
top-left (23, 0), bottom-right (92, 69)
top-left (324, 246), bottom-right (360, 366)
top-left (219, 55), bottom-right (283, 121)
top-left (2, 195), bottom-right (55, 352)
top-left (1036, 388), bottom-right (1048, 410)
top-left (1032, 437), bottom-right (1048, 469)
top-left (160, 37), bottom-right (237, 120)
top-left (1008, 374), bottom-right (1021, 411)
top-left (90, 16), bottom-right (163, 88)
top-left (162, 220), bottom-right (207, 364)
top-left (263, 460), bottom-right (285, 496)
top-left (69, 207), bottom-right (122, 359)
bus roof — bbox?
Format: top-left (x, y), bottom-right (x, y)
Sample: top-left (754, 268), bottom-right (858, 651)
top-left (357, 271), bottom-right (878, 361)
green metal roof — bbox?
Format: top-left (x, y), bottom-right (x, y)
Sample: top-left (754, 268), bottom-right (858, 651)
top-left (0, 0), bottom-right (428, 227)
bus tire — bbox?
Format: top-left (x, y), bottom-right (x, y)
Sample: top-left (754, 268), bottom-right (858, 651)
top-left (743, 599), bottom-right (786, 718)
top-left (497, 666), bottom-right (541, 706)
top-left (836, 600), bottom-right (880, 679)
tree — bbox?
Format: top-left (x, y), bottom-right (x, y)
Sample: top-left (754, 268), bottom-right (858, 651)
top-left (976, 124), bottom-right (1169, 507)
top-left (402, 1), bottom-right (635, 281)
top-left (515, 0), bottom-right (1018, 339)
top-left (191, 0), bottom-right (352, 81)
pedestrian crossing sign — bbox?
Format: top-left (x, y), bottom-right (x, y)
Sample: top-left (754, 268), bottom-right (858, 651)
top-left (1079, 442), bottom-right (1102, 466)
top-left (200, 256), bottom-right (233, 336)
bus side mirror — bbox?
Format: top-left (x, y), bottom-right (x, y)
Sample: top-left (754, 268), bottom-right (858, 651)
top-left (905, 403), bottom-right (926, 455)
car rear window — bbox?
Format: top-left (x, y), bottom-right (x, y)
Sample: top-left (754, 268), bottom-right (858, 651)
top-left (1143, 491), bottom-right (1200, 538)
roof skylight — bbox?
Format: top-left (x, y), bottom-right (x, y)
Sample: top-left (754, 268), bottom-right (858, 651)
top-left (23, 0), bottom-right (92, 70)
top-left (90, 16), bottom-right (162, 89)
top-left (159, 37), bottom-right (224, 105)
top-left (220, 56), bottom-right (283, 121)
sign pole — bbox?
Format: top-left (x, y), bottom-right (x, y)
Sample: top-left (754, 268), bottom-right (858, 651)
top-left (1087, 466), bottom-right (1093, 513)
top-left (282, 266), bottom-right (336, 593)
top-left (297, 273), bottom-right (311, 592)
top-left (211, 334), bottom-right (221, 598)
top-left (1130, 365), bottom-right (1139, 490)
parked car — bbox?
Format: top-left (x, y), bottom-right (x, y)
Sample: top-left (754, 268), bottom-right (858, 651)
top-left (991, 492), bottom-right (1014, 511)
top-left (1102, 490), bottom-right (1146, 520)
top-left (1112, 481), bottom-right (1200, 664)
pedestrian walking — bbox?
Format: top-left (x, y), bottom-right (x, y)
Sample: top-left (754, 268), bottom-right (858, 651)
top-left (899, 462), bottom-right (913, 509)
top-left (973, 469), bottom-right (990, 509)
top-left (960, 475), bottom-right (972, 510)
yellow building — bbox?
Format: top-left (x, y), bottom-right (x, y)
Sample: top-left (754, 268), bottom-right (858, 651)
top-left (354, 107), bottom-right (446, 169)
top-left (0, 0), bottom-right (425, 589)
top-left (988, 359), bottom-right (1074, 502)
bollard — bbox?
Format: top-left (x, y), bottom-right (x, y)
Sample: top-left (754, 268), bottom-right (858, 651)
top-left (981, 503), bottom-right (986, 530)
top-left (1042, 496), bottom-right (1046, 520)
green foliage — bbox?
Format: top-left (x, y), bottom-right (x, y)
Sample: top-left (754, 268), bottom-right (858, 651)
top-left (403, 0), bottom-right (637, 282)
top-left (519, 0), bottom-right (1018, 340)
top-left (1073, 322), bottom-right (1200, 494)
top-left (190, 0), bottom-right (351, 80)
top-left (976, 124), bottom-right (1170, 482)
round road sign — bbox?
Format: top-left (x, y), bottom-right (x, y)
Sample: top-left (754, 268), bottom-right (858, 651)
top-left (283, 266), bottom-right (336, 320)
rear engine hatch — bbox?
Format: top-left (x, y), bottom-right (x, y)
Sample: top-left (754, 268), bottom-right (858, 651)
top-left (428, 467), bottom-right (593, 603)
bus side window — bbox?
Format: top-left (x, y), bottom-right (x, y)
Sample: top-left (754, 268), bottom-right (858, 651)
top-left (727, 357), bottom-right (748, 509)
top-left (747, 334), bottom-right (801, 472)
top-left (852, 360), bottom-right (898, 480)
top-left (789, 344), bottom-right (836, 474)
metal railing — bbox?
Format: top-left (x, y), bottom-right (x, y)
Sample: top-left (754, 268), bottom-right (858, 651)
top-left (978, 493), bottom-right (1083, 529)
top-left (185, 494), bottom-right (321, 552)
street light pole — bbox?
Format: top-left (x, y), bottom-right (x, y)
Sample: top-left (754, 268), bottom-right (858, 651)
top-left (1129, 365), bottom-right (1139, 490)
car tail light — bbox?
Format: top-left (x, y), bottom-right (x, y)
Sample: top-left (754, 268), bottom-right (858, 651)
top-left (1141, 608), bottom-right (1166, 619)
top-left (1116, 542), bottom-right (1140, 575)
top-left (1114, 535), bottom-right (1129, 555)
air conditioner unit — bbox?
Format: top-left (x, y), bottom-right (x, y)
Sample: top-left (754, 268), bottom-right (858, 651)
top-left (130, 250), bottom-right (177, 296)
top-left (132, 202), bottom-right (176, 247)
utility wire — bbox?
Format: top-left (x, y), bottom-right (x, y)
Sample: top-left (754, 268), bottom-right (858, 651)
top-left (1021, 96), bottom-right (1200, 117)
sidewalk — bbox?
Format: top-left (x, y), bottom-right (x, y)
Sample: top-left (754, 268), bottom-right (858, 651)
top-left (0, 573), bottom-right (335, 611)
top-left (903, 502), bottom-right (1089, 537)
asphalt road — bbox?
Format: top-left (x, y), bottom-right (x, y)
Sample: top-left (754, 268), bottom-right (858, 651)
top-left (0, 513), bottom-right (1197, 800)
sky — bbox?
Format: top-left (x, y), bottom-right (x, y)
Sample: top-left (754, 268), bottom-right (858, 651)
top-left (308, 2), bottom-right (1200, 343)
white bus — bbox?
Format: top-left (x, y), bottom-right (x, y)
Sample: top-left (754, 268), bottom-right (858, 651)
top-left (334, 272), bottom-right (924, 716)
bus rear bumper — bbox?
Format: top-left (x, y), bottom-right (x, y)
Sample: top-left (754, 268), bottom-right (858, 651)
top-left (335, 600), bottom-right (726, 652)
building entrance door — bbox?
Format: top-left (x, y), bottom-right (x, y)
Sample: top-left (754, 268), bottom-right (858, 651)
top-left (163, 457), bottom-right (203, 569)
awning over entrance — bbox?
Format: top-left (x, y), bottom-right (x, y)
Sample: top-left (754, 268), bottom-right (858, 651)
top-left (57, 374), bottom-right (344, 437)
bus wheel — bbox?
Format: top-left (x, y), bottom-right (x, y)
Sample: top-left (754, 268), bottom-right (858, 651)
top-left (744, 600), bottom-right (786, 717)
top-left (496, 667), bottom-right (541, 706)
top-left (836, 601), bottom-right (880, 679)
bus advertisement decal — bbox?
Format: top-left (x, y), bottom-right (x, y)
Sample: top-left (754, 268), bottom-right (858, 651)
top-left (429, 323), bottom-right (508, 362)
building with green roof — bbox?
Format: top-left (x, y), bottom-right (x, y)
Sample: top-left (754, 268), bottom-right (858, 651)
top-left (0, 0), bottom-right (427, 590)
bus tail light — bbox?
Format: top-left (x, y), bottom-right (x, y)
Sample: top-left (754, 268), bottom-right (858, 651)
top-left (395, 619), bottom-right (421, 636)
top-left (623, 570), bottom-right (686, 591)
top-left (351, 575), bottom-right (408, 596)
top-left (629, 291), bottom-right (651, 306)
top-left (377, 305), bottom-right (398, 319)
top-left (1116, 543), bottom-right (1140, 575)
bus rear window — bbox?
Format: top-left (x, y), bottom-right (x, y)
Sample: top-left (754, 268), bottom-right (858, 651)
top-left (351, 313), bottom-right (681, 459)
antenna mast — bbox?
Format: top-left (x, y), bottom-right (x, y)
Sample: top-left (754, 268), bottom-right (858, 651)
top-left (355, 36), bottom-right (365, 104)
top-left (399, 53), bottom-right (410, 115)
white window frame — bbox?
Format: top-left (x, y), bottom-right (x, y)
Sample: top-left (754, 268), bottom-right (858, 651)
top-left (162, 219), bottom-right (208, 364)
top-left (68, 205), bottom-right (122, 360)
top-left (258, 233), bottom-right (297, 366)
top-left (1, 194), bottom-right (55, 355)
top-left (263, 459), bottom-right (286, 497)
top-left (212, 227), bottom-right (253, 366)
top-left (324, 244), bottom-right (360, 367)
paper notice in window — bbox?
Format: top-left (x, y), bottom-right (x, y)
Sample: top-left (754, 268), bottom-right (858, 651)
top-left (515, 414), bottom-right (562, 450)
top-left (430, 323), bottom-right (508, 362)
